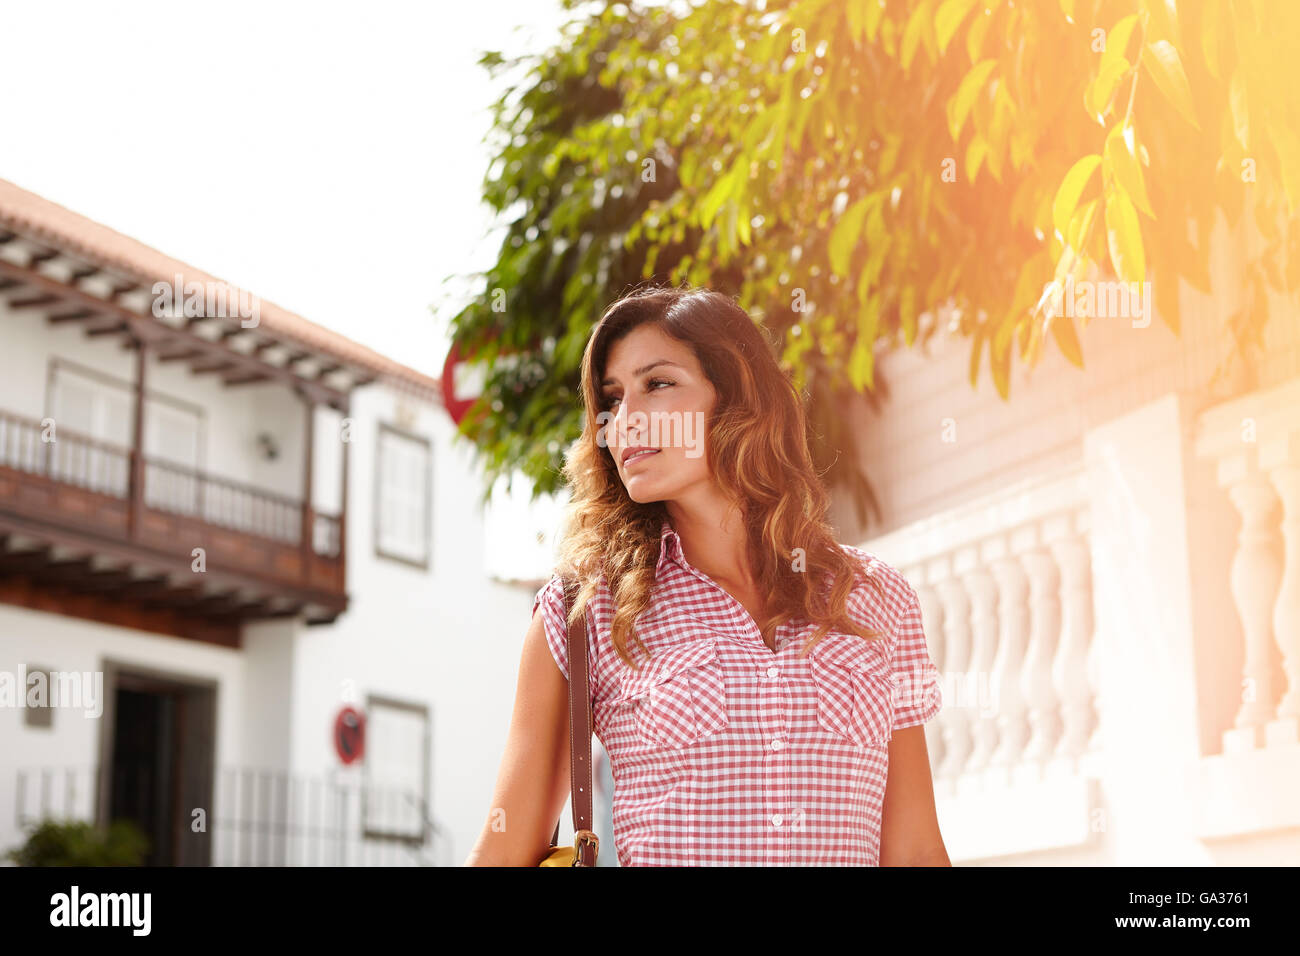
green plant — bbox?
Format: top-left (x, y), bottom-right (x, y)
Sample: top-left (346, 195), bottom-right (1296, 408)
top-left (5, 818), bottom-right (149, 867)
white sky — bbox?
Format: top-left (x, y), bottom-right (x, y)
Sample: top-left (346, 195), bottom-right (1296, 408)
top-left (0, 0), bottom-right (571, 379)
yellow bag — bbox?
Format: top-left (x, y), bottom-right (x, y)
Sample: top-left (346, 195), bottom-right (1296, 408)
top-left (538, 830), bottom-right (599, 867)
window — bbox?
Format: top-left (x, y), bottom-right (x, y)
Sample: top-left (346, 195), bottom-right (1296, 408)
top-left (23, 665), bottom-right (54, 729)
top-left (361, 696), bottom-right (431, 844)
top-left (374, 424), bottom-right (431, 567)
top-left (47, 359), bottom-right (203, 500)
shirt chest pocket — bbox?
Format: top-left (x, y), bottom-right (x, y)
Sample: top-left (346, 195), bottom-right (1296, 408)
top-left (614, 639), bottom-right (729, 749)
top-left (808, 633), bottom-right (897, 749)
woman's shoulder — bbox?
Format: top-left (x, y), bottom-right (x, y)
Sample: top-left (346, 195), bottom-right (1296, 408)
top-left (533, 567), bottom-right (613, 614)
top-left (835, 542), bottom-right (917, 634)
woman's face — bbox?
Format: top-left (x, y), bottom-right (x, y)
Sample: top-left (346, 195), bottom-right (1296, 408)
top-left (598, 323), bottom-right (716, 505)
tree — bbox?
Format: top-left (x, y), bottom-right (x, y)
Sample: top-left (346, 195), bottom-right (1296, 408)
top-left (446, 0), bottom-right (1300, 528)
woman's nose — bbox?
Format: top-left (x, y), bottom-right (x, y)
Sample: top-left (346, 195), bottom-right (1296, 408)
top-left (614, 397), bottom-right (640, 445)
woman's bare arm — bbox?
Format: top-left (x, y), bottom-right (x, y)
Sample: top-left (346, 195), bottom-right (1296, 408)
top-left (462, 607), bottom-right (574, 866)
top-left (879, 726), bottom-right (951, 866)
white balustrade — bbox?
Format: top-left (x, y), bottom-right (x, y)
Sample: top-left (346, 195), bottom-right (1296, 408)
top-left (861, 467), bottom-right (1100, 859)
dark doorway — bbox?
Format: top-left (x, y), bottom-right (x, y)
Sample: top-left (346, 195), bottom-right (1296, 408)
top-left (99, 663), bottom-right (217, 865)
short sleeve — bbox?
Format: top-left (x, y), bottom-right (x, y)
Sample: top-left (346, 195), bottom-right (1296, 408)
top-left (889, 580), bottom-right (943, 730)
top-left (531, 574), bottom-right (571, 681)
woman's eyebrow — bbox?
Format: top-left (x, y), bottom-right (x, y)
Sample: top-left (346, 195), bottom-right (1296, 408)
top-left (601, 359), bottom-right (684, 386)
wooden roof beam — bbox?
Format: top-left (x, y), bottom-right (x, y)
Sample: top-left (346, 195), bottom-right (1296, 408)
top-left (48, 308), bottom-right (100, 323)
top-left (85, 318), bottom-right (128, 337)
top-left (0, 257), bottom-right (347, 404)
top-left (0, 545), bottom-right (53, 575)
top-left (223, 371), bottom-right (272, 386)
top-left (191, 357), bottom-right (238, 375)
top-left (8, 293), bottom-right (60, 309)
top-left (156, 346), bottom-right (205, 363)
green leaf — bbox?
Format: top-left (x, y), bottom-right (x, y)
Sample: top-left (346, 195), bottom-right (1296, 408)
top-left (848, 338), bottom-right (875, 390)
top-left (1228, 70), bottom-right (1249, 151)
top-left (947, 59), bottom-right (997, 141)
top-left (846, 0), bottom-right (866, 45)
top-left (1103, 124), bottom-right (1154, 218)
top-left (901, 0), bottom-right (930, 71)
top-left (900, 287), bottom-right (918, 345)
top-left (966, 4), bottom-right (992, 63)
top-left (699, 158), bottom-right (741, 229)
top-left (830, 194), bottom-right (873, 278)
top-left (858, 292), bottom-right (881, 342)
top-left (1101, 14), bottom-right (1139, 68)
top-left (1087, 55), bottom-right (1131, 119)
top-left (864, 0), bottom-right (885, 43)
top-left (935, 0), bottom-right (977, 55)
top-left (1067, 198), bottom-right (1100, 253)
top-left (1051, 154), bottom-right (1102, 240)
top-left (966, 136), bottom-right (988, 182)
top-left (1201, 0), bottom-right (1223, 80)
top-left (1104, 178), bottom-right (1146, 284)
top-left (1142, 40), bottom-right (1200, 130)
top-left (990, 322), bottom-right (1011, 399)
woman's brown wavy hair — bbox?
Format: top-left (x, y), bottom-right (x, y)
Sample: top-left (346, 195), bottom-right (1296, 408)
top-left (555, 283), bottom-right (884, 669)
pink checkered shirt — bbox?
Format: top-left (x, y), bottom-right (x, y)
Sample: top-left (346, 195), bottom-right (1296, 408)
top-left (532, 519), bottom-right (942, 866)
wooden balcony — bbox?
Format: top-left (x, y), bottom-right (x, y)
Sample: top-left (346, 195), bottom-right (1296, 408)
top-left (0, 408), bottom-right (347, 645)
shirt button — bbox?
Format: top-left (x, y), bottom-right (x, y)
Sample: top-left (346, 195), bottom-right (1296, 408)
top-left (766, 666), bottom-right (779, 678)
top-left (771, 738), bottom-right (784, 751)
top-left (771, 813), bottom-right (783, 827)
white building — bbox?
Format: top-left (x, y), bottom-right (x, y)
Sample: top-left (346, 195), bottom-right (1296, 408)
top-left (0, 178), bottom-right (550, 865)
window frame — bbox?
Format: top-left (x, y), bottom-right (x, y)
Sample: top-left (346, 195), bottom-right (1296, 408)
top-left (360, 694), bottom-right (432, 845)
top-left (44, 357), bottom-right (207, 469)
top-left (372, 421), bottom-right (433, 570)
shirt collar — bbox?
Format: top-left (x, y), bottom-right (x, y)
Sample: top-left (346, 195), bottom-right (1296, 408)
top-left (656, 518), bottom-right (683, 575)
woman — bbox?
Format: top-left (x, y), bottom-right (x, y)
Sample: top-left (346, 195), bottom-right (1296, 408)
top-left (464, 284), bottom-right (948, 866)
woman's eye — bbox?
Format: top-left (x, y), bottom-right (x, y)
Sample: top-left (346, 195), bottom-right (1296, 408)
top-left (602, 379), bottom-right (670, 409)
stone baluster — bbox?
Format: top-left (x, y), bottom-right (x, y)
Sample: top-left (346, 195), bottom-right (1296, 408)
top-left (1223, 460), bottom-right (1283, 747)
top-left (1262, 430), bottom-right (1300, 742)
top-left (960, 551), bottom-right (999, 774)
top-left (1020, 530), bottom-right (1063, 765)
top-left (989, 538), bottom-right (1031, 769)
top-left (936, 567), bottom-right (974, 780)
top-left (1048, 514), bottom-right (1097, 763)
top-left (911, 569), bottom-right (947, 770)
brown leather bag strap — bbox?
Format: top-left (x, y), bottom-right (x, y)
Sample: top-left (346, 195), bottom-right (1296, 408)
top-left (550, 575), bottom-right (597, 865)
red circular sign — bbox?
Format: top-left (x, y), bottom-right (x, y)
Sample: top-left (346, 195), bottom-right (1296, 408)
top-left (334, 706), bottom-right (365, 765)
top-left (441, 341), bottom-right (479, 426)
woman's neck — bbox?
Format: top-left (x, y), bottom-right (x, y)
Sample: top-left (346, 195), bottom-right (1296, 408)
top-left (666, 492), bottom-right (755, 590)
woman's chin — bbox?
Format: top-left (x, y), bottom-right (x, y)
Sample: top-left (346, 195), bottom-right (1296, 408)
top-left (622, 478), bottom-right (667, 504)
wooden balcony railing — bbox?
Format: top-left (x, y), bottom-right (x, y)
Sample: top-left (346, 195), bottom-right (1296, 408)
top-left (0, 407), bottom-right (343, 592)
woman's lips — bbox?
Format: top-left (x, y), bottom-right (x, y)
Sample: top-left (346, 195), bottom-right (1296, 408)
top-left (624, 448), bottom-right (660, 467)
